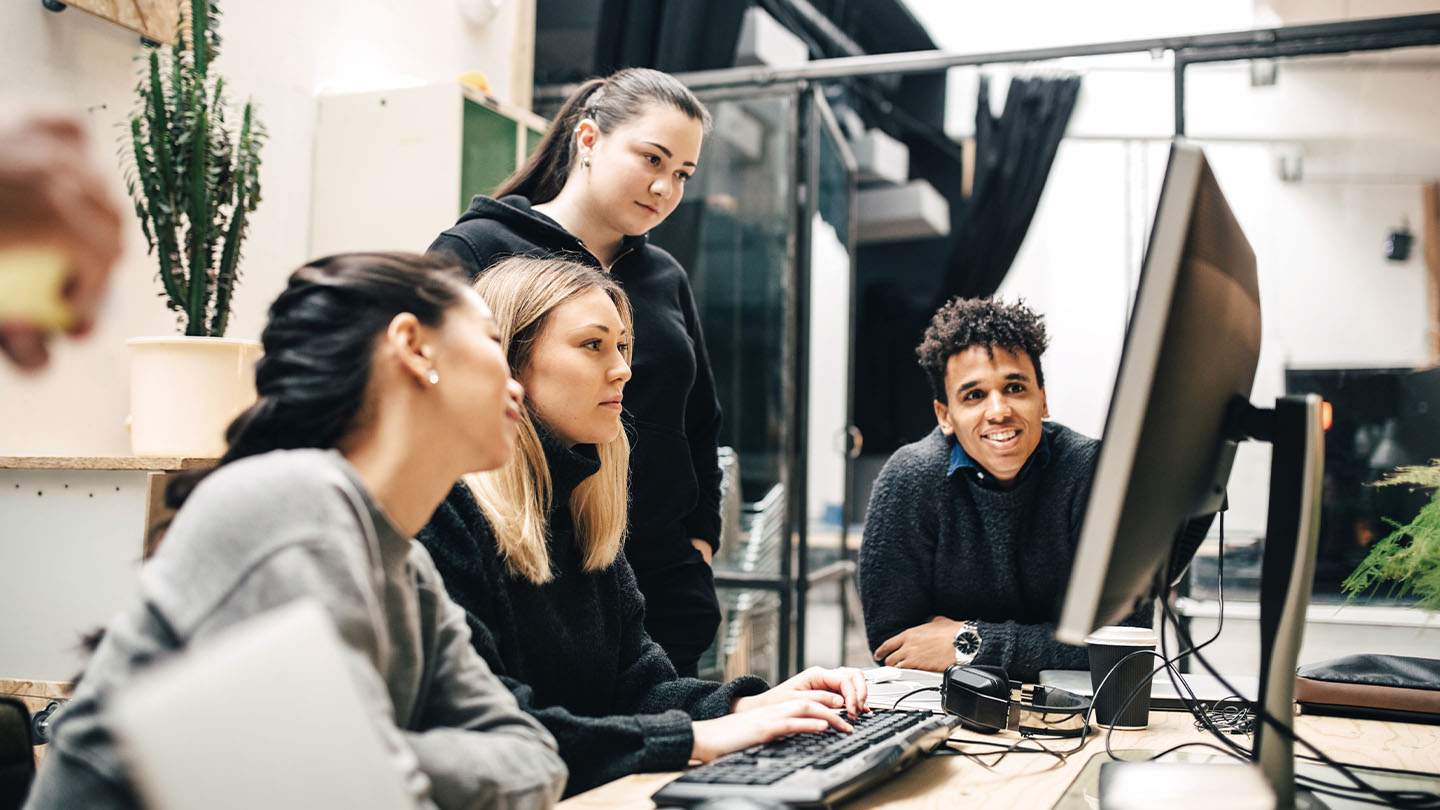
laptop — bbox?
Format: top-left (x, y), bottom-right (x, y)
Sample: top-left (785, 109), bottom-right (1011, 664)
top-left (1040, 668), bottom-right (1259, 710)
top-left (109, 600), bottom-right (414, 810)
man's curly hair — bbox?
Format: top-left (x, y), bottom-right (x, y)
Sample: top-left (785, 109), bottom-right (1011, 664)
top-left (916, 297), bottom-right (1048, 403)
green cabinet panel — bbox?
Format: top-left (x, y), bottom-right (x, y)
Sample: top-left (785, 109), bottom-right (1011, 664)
top-left (461, 100), bottom-right (519, 210)
top-left (461, 98), bottom-right (548, 212)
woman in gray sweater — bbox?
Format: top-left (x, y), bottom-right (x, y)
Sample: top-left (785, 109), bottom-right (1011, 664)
top-left (24, 253), bottom-right (567, 810)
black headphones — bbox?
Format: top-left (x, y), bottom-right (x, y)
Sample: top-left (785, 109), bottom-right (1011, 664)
top-left (940, 664), bottom-right (1091, 738)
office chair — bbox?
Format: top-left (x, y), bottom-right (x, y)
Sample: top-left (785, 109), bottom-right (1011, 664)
top-left (0, 697), bottom-right (35, 810)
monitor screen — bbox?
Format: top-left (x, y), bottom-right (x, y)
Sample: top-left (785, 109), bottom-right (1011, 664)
top-left (1057, 143), bottom-right (1262, 644)
top-left (1283, 365), bottom-right (1440, 600)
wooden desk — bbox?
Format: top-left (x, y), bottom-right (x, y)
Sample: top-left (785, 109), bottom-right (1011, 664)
top-left (558, 710), bottom-right (1440, 810)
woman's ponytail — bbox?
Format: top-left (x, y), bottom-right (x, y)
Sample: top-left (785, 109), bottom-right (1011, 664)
top-left (496, 78), bottom-right (606, 203)
top-left (163, 252), bottom-right (471, 512)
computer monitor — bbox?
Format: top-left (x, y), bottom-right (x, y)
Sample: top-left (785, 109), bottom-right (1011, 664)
top-left (1055, 142), bottom-right (1329, 809)
top-left (1056, 143), bottom-right (1262, 639)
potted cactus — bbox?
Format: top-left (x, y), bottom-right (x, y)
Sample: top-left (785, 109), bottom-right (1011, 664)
top-left (123, 0), bottom-right (267, 457)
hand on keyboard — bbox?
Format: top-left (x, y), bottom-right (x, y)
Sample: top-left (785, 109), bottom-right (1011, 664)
top-left (691, 697), bottom-right (856, 763)
top-left (730, 665), bottom-right (870, 720)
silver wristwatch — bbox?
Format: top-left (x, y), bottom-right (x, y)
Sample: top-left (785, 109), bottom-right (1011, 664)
top-left (953, 620), bottom-right (982, 665)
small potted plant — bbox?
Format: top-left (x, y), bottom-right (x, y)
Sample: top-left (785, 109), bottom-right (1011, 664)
top-left (123, 0), bottom-right (267, 457)
top-left (1343, 460), bottom-right (1440, 612)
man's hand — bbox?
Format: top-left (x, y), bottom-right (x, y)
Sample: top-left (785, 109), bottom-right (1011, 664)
top-left (0, 113), bottom-right (122, 369)
top-left (873, 616), bottom-right (964, 672)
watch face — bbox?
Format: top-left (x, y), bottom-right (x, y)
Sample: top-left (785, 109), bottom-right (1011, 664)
top-left (954, 629), bottom-right (981, 657)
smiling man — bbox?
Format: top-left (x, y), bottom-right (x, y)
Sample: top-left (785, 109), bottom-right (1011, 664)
top-left (858, 297), bottom-right (1105, 681)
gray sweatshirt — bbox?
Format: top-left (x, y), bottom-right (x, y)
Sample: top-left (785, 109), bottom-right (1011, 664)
top-left (24, 449), bottom-right (567, 810)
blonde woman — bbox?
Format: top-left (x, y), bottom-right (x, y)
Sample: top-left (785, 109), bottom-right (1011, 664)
top-left (417, 256), bottom-right (868, 797)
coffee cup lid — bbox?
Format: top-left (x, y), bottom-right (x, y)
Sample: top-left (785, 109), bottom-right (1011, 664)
top-left (1084, 626), bottom-right (1158, 646)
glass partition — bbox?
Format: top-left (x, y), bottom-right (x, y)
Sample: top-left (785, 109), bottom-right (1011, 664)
top-left (806, 94), bottom-right (856, 537)
top-left (802, 93), bottom-right (860, 668)
top-left (648, 86), bottom-right (860, 677)
top-left (650, 88), bottom-right (798, 681)
top-left (651, 91), bottom-right (797, 501)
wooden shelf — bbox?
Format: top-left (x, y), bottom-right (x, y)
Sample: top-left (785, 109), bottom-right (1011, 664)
top-left (65, 0), bottom-right (179, 45)
top-left (0, 456), bottom-right (214, 472)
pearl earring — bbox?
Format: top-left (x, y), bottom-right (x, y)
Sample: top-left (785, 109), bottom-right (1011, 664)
top-left (581, 155), bottom-right (591, 169)
top-left (426, 370), bottom-right (440, 385)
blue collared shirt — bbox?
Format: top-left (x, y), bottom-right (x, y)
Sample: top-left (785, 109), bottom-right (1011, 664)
top-left (946, 426), bottom-right (1052, 490)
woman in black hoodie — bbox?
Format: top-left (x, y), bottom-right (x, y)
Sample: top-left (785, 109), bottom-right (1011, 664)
top-left (428, 67), bottom-right (721, 675)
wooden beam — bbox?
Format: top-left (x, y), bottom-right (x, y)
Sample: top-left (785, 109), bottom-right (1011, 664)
top-left (1424, 182), bottom-right (1440, 366)
top-left (0, 456), bottom-right (212, 471)
top-left (508, 0), bottom-right (537, 112)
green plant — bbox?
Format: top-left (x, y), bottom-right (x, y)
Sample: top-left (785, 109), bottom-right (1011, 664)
top-left (1342, 459), bottom-right (1440, 612)
top-left (125, 0), bottom-right (265, 337)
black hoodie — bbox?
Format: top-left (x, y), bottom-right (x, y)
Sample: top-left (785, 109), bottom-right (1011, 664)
top-left (415, 429), bottom-right (766, 796)
top-left (429, 194), bottom-right (723, 567)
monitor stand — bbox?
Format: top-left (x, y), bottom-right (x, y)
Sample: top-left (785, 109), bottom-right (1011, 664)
top-left (1237, 393), bottom-right (1326, 810)
top-left (1241, 394), bottom-right (1435, 809)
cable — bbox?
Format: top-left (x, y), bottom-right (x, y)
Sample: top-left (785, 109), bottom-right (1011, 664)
top-left (1193, 696), bottom-right (1253, 736)
top-left (934, 735), bottom-right (1072, 768)
top-left (1165, 600), bottom-right (1434, 806)
top-left (910, 504), bottom-right (1439, 806)
top-left (1163, 585), bottom-right (1440, 808)
top-left (1097, 512), bottom-right (1253, 762)
top-left (889, 686), bottom-right (939, 711)
top-left (1091, 510), bottom-right (1438, 807)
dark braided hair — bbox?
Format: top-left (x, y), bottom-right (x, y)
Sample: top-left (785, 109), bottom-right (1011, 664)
top-left (916, 297), bottom-right (1049, 403)
top-left (164, 252), bottom-right (472, 510)
top-left (496, 67), bottom-right (711, 204)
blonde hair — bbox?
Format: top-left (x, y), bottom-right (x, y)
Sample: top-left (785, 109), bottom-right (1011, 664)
top-left (465, 256), bottom-right (634, 584)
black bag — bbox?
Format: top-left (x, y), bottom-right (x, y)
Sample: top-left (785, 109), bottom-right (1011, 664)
top-left (1295, 654), bottom-right (1440, 725)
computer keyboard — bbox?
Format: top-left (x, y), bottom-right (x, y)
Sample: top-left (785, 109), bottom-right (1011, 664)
top-left (651, 709), bottom-right (959, 808)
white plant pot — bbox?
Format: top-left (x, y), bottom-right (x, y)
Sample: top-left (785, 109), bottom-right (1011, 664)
top-left (127, 337), bottom-right (262, 458)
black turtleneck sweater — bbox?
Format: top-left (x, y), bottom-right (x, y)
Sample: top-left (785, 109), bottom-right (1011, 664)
top-left (860, 422), bottom-right (1126, 682)
top-left (416, 433), bottom-right (766, 797)
top-left (429, 195), bottom-right (723, 569)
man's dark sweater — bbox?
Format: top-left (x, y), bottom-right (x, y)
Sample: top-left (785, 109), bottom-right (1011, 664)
top-left (860, 421), bottom-right (1138, 682)
top-left (429, 194), bottom-right (723, 568)
top-left (416, 432), bottom-right (766, 797)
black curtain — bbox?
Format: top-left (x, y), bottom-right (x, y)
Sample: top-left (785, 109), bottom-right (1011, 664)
top-left (934, 74), bottom-right (1081, 307)
top-left (593, 0), bottom-right (750, 74)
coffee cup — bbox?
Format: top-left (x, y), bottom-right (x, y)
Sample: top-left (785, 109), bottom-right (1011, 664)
top-left (1084, 626), bottom-right (1158, 729)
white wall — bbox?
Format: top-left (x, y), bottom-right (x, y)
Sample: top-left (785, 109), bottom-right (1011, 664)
top-left (0, 0), bottom-right (532, 457)
top-left (1, 0), bottom-right (531, 680)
